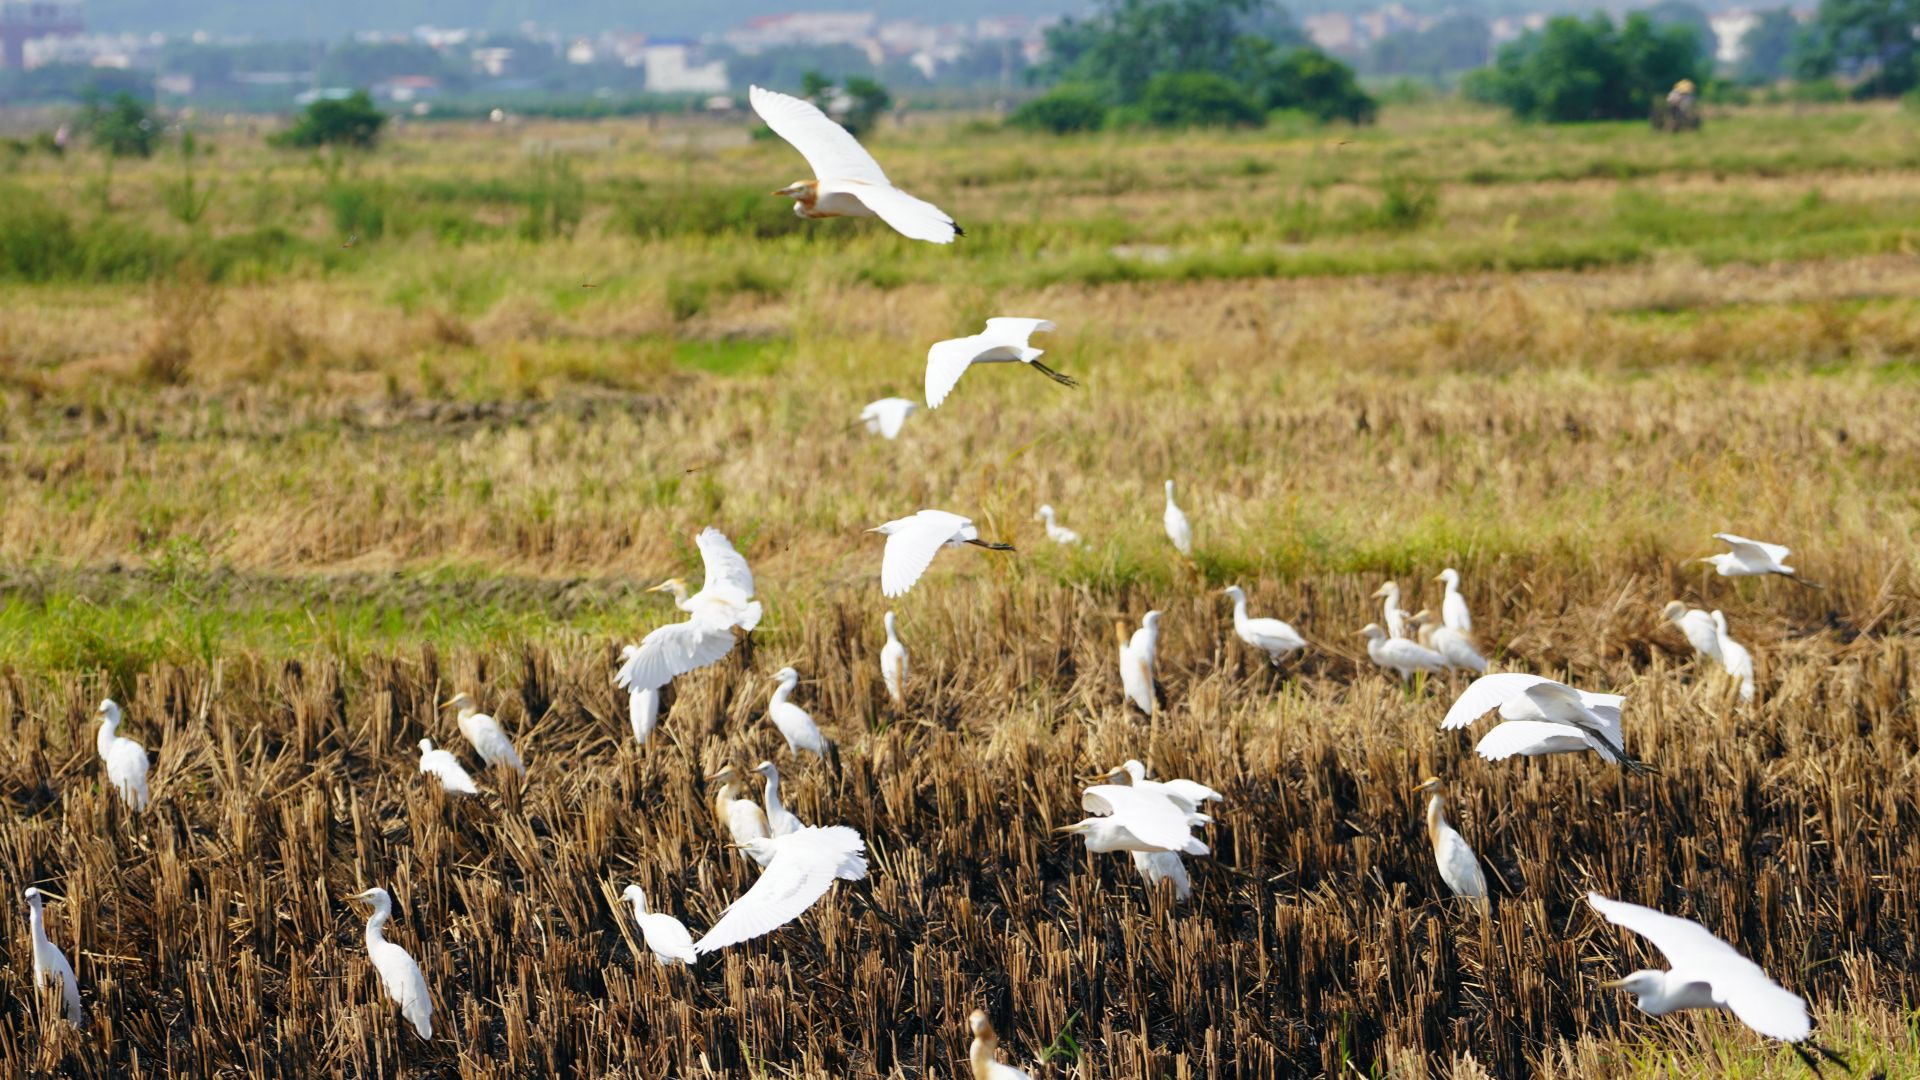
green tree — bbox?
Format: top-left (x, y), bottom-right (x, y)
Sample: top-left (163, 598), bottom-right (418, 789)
top-left (1008, 88), bottom-right (1108, 133)
top-left (273, 91), bottom-right (386, 150)
top-left (1263, 47), bottom-right (1379, 122)
top-left (1794, 0), bottom-right (1919, 96)
top-left (78, 91), bottom-right (160, 158)
top-left (1469, 13), bottom-right (1701, 122)
top-left (1140, 71), bottom-right (1264, 126)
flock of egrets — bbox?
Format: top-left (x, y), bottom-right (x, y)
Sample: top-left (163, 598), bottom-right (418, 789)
top-left (18, 85), bottom-right (1858, 1077)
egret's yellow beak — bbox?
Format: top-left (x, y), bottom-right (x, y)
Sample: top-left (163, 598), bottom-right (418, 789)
top-left (437, 698), bottom-right (455, 708)
top-left (1598, 978), bottom-right (1628, 989)
top-left (1053, 823), bottom-right (1085, 834)
top-left (1079, 771), bottom-right (1117, 783)
top-left (1432, 575), bottom-right (1446, 583)
top-left (1410, 778), bottom-right (1441, 792)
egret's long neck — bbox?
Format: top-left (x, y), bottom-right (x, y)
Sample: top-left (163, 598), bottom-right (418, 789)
top-left (714, 780), bottom-right (740, 808)
top-left (763, 770), bottom-right (784, 815)
top-left (1232, 595), bottom-right (1250, 627)
top-left (771, 680), bottom-right (795, 707)
top-left (629, 894), bottom-right (650, 919)
top-left (96, 719), bottom-right (116, 758)
top-left (27, 899), bottom-right (47, 946)
top-left (364, 902), bottom-right (390, 948)
top-left (1425, 795), bottom-right (1445, 846)
top-left (967, 1032), bottom-right (997, 1080)
top-left (884, 615), bottom-right (898, 644)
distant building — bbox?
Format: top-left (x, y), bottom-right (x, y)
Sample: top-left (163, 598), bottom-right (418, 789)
top-left (472, 46), bottom-right (514, 77)
top-left (642, 43), bottom-right (727, 94)
top-left (0, 0), bottom-right (83, 69)
top-left (1303, 12), bottom-right (1356, 52)
top-left (724, 11), bottom-right (877, 54)
top-left (373, 75), bottom-right (440, 102)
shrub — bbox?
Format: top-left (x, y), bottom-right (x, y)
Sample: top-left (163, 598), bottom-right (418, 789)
top-left (274, 91), bottom-right (386, 150)
top-left (1263, 47), bottom-right (1379, 123)
top-left (1140, 71), bottom-right (1265, 128)
top-left (1009, 89), bottom-right (1108, 134)
top-left (1469, 13), bottom-right (1701, 122)
top-left (80, 92), bottom-right (159, 158)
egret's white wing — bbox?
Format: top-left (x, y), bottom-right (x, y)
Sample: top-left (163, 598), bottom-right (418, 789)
top-left (1158, 778), bottom-right (1223, 806)
top-left (694, 826), bottom-right (868, 953)
top-left (1442, 673), bottom-right (1551, 730)
top-left (1435, 829), bottom-right (1488, 899)
top-left (1245, 617), bottom-right (1307, 652)
top-left (641, 912), bottom-right (697, 963)
top-left (880, 510), bottom-right (969, 597)
top-left (1714, 533), bottom-right (1790, 566)
top-left (1380, 637), bottom-right (1447, 672)
top-left (695, 527), bottom-right (755, 601)
top-left (1472, 720), bottom-right (1592, 760)
top-left (749, 85), bottom-right (887, 184)
top-left (1586, 892), bottom-right (1811, 1041)
top-left (1081, 784), bottom-right (1195, 852)
top-left (620, 617), bottom-right (739, 691)
top-left (924, 334), bottom-right (982, 408)
top-left (370, 941), bottom-right (432, 1039)
top-left (981, 317), bottom-right (1055, 345)
top-left (841, 179), bottom-right (958, 244)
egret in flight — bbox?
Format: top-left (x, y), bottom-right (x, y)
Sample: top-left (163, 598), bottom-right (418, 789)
top-left (859, 397), bottom-right (917, 439)
top-left (94, 699), bottom-right (150, 811)
top-left (706, 764), bottom-right (773, 866)
top-left (23, 888), bottom-right (83, 1027)
top-left (1162, 480), bottom-right (1192, 556)
top-left (417, 739), bottom-right (479, 795)
top-left (750, 84), bottom-right (961, 243)
top-left (1221, 585), bottom-right (1306, 664)
top-left (1410, 608), bottom-right (1487, 674)
top-left (879, 611), bottom-right (907, 708)
top-left (1090, 759), bottom-right (1221, 814)
top-left (1411, 777), bottom-right (1488, 910)
top-left (1359, 623), bottom-right (1447, 682)
top-left (624, 676), bottom-right (661, 745)
top-left (924, 318), bottom-right (1072, 408)
top-left (968, 1010), bottom-right (1034, 1080)
top-left (1435, 568), bottom-right (1472, 633)
top-left (1035, 504), bottom-right (1081, 545)
top-left (347, 887), bottom-right (431, 1040)
top-left (767, 667), bottom-right (831, 760)
top-left (1586, 892), bottom-right (1847, 1074)
top-left (1371, 582), bottom-right (1408, 640)
top-left (442, 693), bottom-right (524, 778)
top-left (620, 885), bottom-right (696, 967)
top-left (1058, 784), bottom-right (1210, 855)
top-left (755, 760), bottom-right (803, 836)
top-left (1712, 610), bottom-right (1756, 701)
top-left (693, 825), bottom-right (869, 954)
top-left (617, 528), bottom-right (762, 692)
top-left (870, 509), bottom-right (1013, 598)
top-left (1117, 611), bottom-right (1161, 716)
top-left (1442, 673), bottom-right (1652, 773)
top-left (1701, 533), bottom-right (1819, 587)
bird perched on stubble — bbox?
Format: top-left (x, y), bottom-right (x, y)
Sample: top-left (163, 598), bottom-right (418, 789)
top-left (442, 692), bottom-right (524, 778)
top-left (94, 699), bottom-right (150, 811)
top-left (967, 1010), bottom-right (1034, 1079)
top-left (620, 885), bottom-right (696, 967)
top-left (1411, 777), bottom-right (1488, 910)
top-left (347, 887), bottom-right (431, 1040)
top-left (23, 887), bottom-right (83, 1027)
top-left (879, 611), bottom-right (907, 708)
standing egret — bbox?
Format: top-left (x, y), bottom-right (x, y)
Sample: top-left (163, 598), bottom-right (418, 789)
top-left (1118, 611), bottom-right (1161, 716)
top-left (1435, 568), bottom-right (1473, 633)
top-left (1371, 582), bottom-right (1409, 640)
top-left (879, 611), bottom-right (907, 708)
top-left (22, 888), bottom-right (83, 1027)
top-left (924, 318), bottom-right (1073, 408)
top-left (94, 699), bottom-right (150, 811)
top-left (755, 760), bottom-right (804, 837)
top-left (620, 885), bottom-right (696, 967)
top-left (1585, 892), bottom-right (1847, 1074)
top-left (692, 825), bottom-right (869, 954)
top-left (1442, 673), bottom-right (1652, 773)
top-left (1712, 610), bottom-right (1756, 701)
top-left (1090, 759), bottom-right (1222, 815)
top-left (347, 887), bottom-right (432, 1040)
top-left (1701, 533), bottom-right (1819, 587)
top-left (706, 764), bottom-right (773, 867)
top-left (1358, 623), bottom-right (1447, 682)
top-left (1411, 778), bottom-right (1488, 910)
top-left (870, 509), bottom-right (1014, 598)
top-left (417, 739), bottom-right (479, 795)
top-left (859, 397), bottom-right (918, 439)
top-left (1411, 609), bottom-right (1487, 674)
top-left (1058, 784), bottom-right (1210, 855)
top-left (616, 527), bottom-right (762, 692)
top-left (1035, 504), bottom-right (1081, 545)
top-left (1162, 481), bottom-right (1192, 557)
top-left (1661, 601), bottom-right (1725, 667)
top-left (750, 85), bottom-right (960, 243)
top-left (968, 1010), bottom-right (1033, 1080)
top-left (1220, 585), bottom-right (1307, 664)
top-left (442, 693), bottom-right (525, 777)
top-left (767, 667), bottom-right (831, 760)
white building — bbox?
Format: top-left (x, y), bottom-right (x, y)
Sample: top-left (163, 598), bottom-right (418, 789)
top-left (1709, 9), bottom-right (1760, 64)
top-left (643, 44), bottom-right (728, 94)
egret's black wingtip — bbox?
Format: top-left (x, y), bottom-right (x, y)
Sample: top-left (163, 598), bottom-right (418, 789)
top-left (952, 222), bottom-right (966, 238)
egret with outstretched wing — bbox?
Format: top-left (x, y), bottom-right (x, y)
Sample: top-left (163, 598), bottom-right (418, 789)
top-left (693, 825), bottom-right (869, 954)
top-left (870, 509), bottom-right (1013, 598)
top-left (751, 85), bottom-right (960, 243)
top-left (924, 318), bottom-right (1072, 408)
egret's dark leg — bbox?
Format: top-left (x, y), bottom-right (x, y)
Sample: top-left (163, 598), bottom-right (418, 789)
top-left (1030, 360), bottom-right (1078, 388)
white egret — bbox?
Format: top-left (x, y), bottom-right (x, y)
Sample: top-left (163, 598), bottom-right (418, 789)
top-left (755, 760), bottom-right (803, 837)
top-left (1090, 759), bottom-right (1221, 815)
top-left (1411, 778), bottom-right (1488, 909)
top-left (417, 739), bottom-right (479, 795)
top-left (1162, 480), bottom-right (1192, 556)
top-left (1661, 600), bottom-right (1724, 668)
top-left (1035, 504), bottom-right (1081, 546)
top-left (616, 527), bottom-right (762, 692)
top-left (1058, 784), bottom-right (1209, 855)
top-left (442, 693), bottom-right (524, 777)
top-left (625, 677), bottom-right (661, 745)
top-left (1712, 610), bottom-right (1756, 701)
top-left (924, 318), bottom-right (1071, 408)
top-left (1131, 851), bottom-right (1193, 901)
top-left (767, 667), bottom-right (831, 760)
top-left (692, 825), bottom-right (869, 954)
top-left (750, 85), bottom-right (961, 244)
top-left (22, 888), bottom-right (83, 1027)
top-left (879, 611), bottom-right (907, 708)
top-left (870, 509), bottom-right (1013, 598)
top-left (1701, 533), bottom-right (1819, 587)
top-left (1371, 582), bottom-right (1408, 640)
top-left (1411, 608), bottom-right (1487, 674)
top-left (859, 397), bottom-right (918, 439)
top-left (347, 887), bottom-right (432, 1040)
top-left (1117, 611), bottom-right (1161, 716)
top-left (1441, 673), bottom-right (1652, 773)
top-left (1359, 623), bottom-right (1448, 682)
top-left (620, 885), bottom-right (696, 967)
top-left (1220, 585), bottom-right (1306, 663)
top-left (94, 699), bottom-right (150, 812)
top-left (1586, 892), bottom-right (1845, 1072)
top-left (706, 764), bottom-right (773, 867)
top-left (968, 1010), bottom-right (1034, 1080)
top-left (1435, 568), bottom-right (1473, 633)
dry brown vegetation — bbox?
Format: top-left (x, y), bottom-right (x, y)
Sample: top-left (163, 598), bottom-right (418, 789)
top-left (1, 106), bottom-right (1918, 1077)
